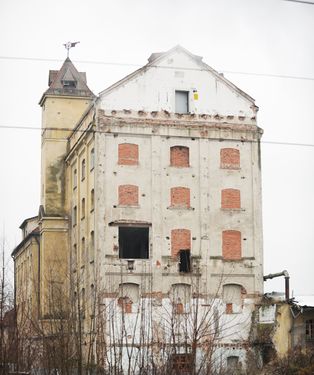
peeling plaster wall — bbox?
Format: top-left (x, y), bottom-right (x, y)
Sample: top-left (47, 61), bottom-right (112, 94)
top-left (100, 50), bottom-right (256, 117)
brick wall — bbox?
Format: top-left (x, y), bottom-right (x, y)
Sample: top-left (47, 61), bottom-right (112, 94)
top-left (170, 187), bottom-right (190, 208)
top-left (118, 143), bottom-right (139, 165)
top-left (220, 148), bottom-right (240, 169)
top-left (118, 185), bottom-right (139, 206)
top-left (170, 146), bottom-right (189, 167)
top-left (171, 229), bottom-right (191, 258)
top-left (222, 230), bottom-right (241, 260)
top-left (221, 189), bottom-right (241, 209)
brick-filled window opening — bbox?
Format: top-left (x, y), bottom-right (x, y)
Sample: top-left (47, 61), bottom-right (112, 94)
top-left (119, 227), bottom-right (149, 259)
top-left (306, 319), bottom-right (314, 340)
top-left (221, 189), bottom-right (241, 209)
top-left (72, 206), bottom-right (77, 226)
top-left (179, 250), bottom-right (191, 273)
top-left (118, 143), bottom-right (139, 165)
top-left (171, 229), bottom-right (191, 258)
top-left (222, 230), bottom-right (241, 260)
top-left (223, 284), bottom-right (242, 314)
top-left (73, 168), bottom-right (77, 189)
top-left (90, 189), bottom-right (95, 211)
top-left (220, 148), bottom-right (240, 169)
top-left (81, 198), bottom-right (85, 219)
top-left (170, 187), bottom-right (190, 208)
top-left (81, 159), bottom-right (86, 180)
top-left (118, 283), bottom-right (139, 314)
top-left (90, 148), bottom-right (95, 170)
top-left (170, 146), bottom-right (189, 167)
top-left (170, 283), bottom-right (191, 315)
top-left (118, 184), bottom-right (139, 206)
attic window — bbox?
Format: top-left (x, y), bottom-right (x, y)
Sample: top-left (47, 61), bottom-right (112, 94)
top-left (62, 80), bottom-right (76, 88)
top-left (175, 90), bottom-right (189, 114)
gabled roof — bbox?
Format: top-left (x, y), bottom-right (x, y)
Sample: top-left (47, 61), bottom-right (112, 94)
top-left (99, 45), bottom-right (255, 104)
top-left (39, 57), bottom-right (95, 105)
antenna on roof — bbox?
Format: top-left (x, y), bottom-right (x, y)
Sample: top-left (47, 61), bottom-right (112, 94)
top-left (63, 41), bottom-right (80, 58)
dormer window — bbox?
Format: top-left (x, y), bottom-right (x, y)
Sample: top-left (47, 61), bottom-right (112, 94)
top-left (62, 80), bottom-right (76, 88)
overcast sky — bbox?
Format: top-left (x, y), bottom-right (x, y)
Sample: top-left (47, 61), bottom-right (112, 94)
top-left (0, 0), bottom-right (313, 296)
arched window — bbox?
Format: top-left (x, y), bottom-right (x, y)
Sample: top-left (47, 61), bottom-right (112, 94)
top-left (81, 198), bottom-right (85, 219)
top-left (81, 159), bottom-right (86, 180)
top-left (170, 146), bottom-right (189, 167)
top-left (223, 284), bottom-right (243, 314)
top-left (73, 168), bottom-right (77, 189)
top-left (90, 189), bottom-right (95, 211)
top-left (118, 283), bottom-right (139, 314)
top-left (170, 283), bottom-right (191, 314)
top-left (90, 148), bottom-right (95, 170)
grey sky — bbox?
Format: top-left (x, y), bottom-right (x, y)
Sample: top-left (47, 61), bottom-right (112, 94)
top-left (0, 0), bottom-right (313, 295)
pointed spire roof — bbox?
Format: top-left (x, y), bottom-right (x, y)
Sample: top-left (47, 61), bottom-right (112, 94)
top-left (39, 57), bottom-right (95, 105)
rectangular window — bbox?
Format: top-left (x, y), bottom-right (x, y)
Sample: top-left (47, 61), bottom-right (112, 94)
top-left (175, 90), bottom-right (189, 114)
top-left (306, 319), bottom-right (314, 340)
top-left (179, 249), bottom-right (191, 273)
top-left (119, 227), bottom-right (149, 259)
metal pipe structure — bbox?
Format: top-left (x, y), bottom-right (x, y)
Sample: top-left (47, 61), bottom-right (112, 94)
top-left (263, 270), bottom-right (290, 302)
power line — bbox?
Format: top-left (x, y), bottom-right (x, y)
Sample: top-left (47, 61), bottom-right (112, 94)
top-left (284, 0), bottom-right (314, 4)
top-left (0, 124), bottom-right (313, 148)
top-left (0, 55), bottom-right (314, 82)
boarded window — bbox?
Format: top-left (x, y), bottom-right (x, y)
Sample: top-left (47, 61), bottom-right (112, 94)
top-left (170, 146), bottom-right (189, 167)
top-left (220, 148), bottom-right (240, 169)
top-left (119, 227), bottom-right (149, 259)
top-left (171, 187), bottom-right (190, 208)
top-left (171, 229), bottom-right (191, 258)
top-left (221, 189), bottom-right (241, 209)
top-left (175, 90), bottom-right (189, 114)
top-left (118, 185), bottom-right (139, 206)
top-left (222, 230), bottom-right (241, 260)
top-left (118, 143), bottom-right (139, 165)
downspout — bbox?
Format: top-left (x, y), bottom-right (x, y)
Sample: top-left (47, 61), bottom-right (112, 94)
top-left (263, 270), bottom-right (290, 302)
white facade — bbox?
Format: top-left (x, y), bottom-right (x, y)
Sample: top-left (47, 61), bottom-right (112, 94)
top-left (66, 46), bottom-right (263, 372)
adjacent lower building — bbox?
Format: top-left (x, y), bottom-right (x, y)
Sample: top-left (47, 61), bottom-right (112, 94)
top-left (12, 45), bottom-right (264, 373)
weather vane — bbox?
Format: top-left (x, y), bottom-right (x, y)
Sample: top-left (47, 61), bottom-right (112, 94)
top-left (63, 41), bottom-right (80, 58)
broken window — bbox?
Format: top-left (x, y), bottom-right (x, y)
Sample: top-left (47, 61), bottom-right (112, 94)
top-left (179, 249), bottom-right (191, 273)
top-left (119, 227), bottom-right (149, 259)
top-left (175, 90), bottom-right (189, 114)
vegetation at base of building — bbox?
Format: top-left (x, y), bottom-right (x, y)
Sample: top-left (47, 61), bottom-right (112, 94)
top-left (263, 348), bottom-right (314, 375)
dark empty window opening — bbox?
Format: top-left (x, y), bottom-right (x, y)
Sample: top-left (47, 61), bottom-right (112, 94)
top-left (62, 80), bottom-right (76, 88)
top-left (179, 249), bottom-right (191, 273)
top-left (175, 90), bottom-right (189, 114)
top-left (119, 227), bottom-right (149, 259)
